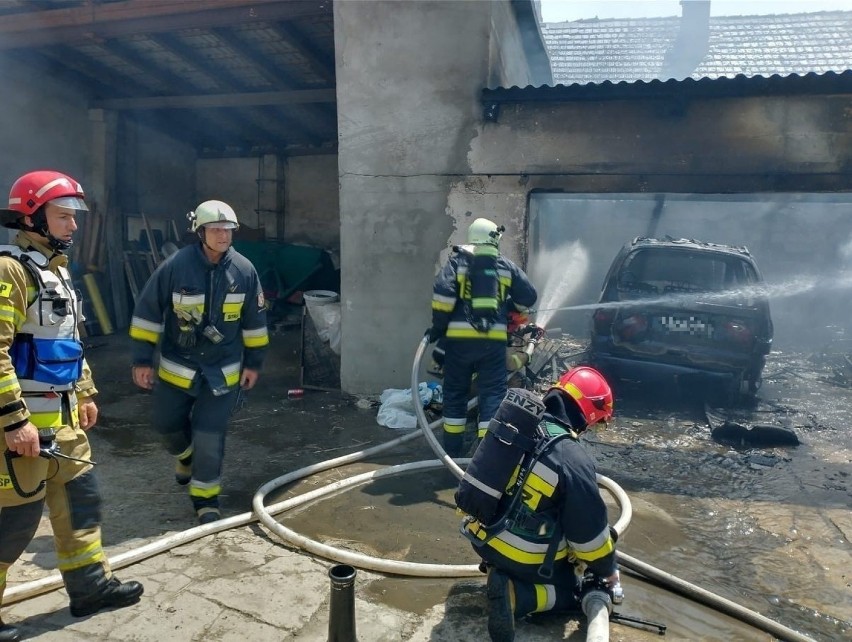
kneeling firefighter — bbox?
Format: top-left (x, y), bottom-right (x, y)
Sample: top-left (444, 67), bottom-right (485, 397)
top-left (455, 367), bottom-right (622, 642)
top-left (0, 171), bottom-right (143, 641)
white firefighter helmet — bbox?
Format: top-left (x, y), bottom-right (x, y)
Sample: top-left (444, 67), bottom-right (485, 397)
top-left (188, 200), bottom-right (239, 232)
top-left (467, 217), bottom-right (504, 246)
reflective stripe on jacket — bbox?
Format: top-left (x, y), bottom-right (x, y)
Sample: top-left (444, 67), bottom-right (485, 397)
top-left (432, 244), bottom-right (537, 342)
top-left (129, 243), bottom-right (269, 393)
top-left (463, 421), bottom-right (616, 584)
top-left (0, 235), bottom-right (96, 430)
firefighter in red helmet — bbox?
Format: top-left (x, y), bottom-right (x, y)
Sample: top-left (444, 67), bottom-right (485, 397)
top-left (0, 171), bottom-right (143, 642)
top-left (456, 366), bottom-right (622, 642)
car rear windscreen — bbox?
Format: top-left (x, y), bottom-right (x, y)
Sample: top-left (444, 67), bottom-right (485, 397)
top-left (620, 249), bottom-right (758, 293)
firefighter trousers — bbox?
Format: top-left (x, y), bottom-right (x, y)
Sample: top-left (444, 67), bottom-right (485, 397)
top-left (152, 380), bottom-right (237, 512)
top-left (0, 422), bottom-right (112, 610)
top-left (493, 566), bottom-right (580, 618)
top-left (441, 339), bottom-right (507, 457)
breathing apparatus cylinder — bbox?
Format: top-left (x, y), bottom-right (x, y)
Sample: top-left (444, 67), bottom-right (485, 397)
top-left (467, 245), bottom-right (500, 331)
top-left (454, 388), bottom-right (546, 524)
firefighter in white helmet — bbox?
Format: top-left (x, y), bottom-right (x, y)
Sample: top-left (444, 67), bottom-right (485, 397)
top-left (428, 217), bottom-right (538, 457)
top-left (0, 170), bottom-right (143, 641)
top-left (130, 200), bottom-right (269, 525)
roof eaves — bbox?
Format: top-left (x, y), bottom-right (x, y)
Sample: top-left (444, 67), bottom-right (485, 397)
top-left (482, 69), bottom-right (852, 104)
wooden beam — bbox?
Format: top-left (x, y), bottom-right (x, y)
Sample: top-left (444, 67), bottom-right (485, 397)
top-left (0, 0), bottom-right (331, 49)
top-left (95, 88), bottom-right (336, 110)
top-left (41, 44), bottom-right (157, 97)
top-left (89, 108), bottom-right (129, 330)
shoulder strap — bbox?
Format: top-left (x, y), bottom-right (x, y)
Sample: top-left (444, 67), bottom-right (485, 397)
top-left (481, 431), bottom-right (570, 532)
top-left (462, 431), bottom-right (570, 548)
top-left (0, 246), bottom-right (48, 289)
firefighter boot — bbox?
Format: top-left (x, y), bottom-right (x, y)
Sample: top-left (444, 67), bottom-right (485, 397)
top-left (486, 569), bottom-right (516, 642)
top-left (174, 450), bottom-right (193, 486)
top-left (194, 496), bottom-right (221, 525)
top-left (197, 506), bottom-right (221, 525)
top-left (69, 577), bottom-right (145, 618)
top-left (0, 619), bottom-right (20, 642)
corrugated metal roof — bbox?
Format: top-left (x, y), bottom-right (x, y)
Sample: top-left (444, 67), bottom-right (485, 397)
top-left (0, 0), bottom-right (337, 156)
top-left (482, 69), bottom-right (852, 105)
top-left (542, 10), bottom-right (852, 85)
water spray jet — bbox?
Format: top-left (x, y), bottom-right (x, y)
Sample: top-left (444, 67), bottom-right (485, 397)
top-left (529, 241), bottom-right (591, 328)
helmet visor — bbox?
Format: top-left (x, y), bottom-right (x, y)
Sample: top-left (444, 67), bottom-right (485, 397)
top-left (203, 221), bottom-right (238, 230)
top-left (49, 197), bottom-right (88, 211)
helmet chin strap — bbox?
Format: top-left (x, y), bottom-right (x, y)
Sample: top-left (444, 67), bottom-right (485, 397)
top-left (198, 228), bottom-right (230, 253)
top-left (27, 212), bottom-right (71, 251)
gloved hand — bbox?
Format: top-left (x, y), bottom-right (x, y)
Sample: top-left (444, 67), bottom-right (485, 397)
top-left (507, 310), bottom-right (529, 333)
top-left (425, 327), bottom-right (444, 344)
top-left (604, 570), bottom-right (624, 604)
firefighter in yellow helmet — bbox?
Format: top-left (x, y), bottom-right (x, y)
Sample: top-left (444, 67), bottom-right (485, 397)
top-left (129, 200), bottom-right (269, 525)
top-left (456, 368), bottom-right (622, 642)
top-left (0, 170), bottom-right (143, 642)
top-left (428, 218), bottom-right (537, 457)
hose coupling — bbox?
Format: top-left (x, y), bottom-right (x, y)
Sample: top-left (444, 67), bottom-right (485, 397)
top-left (582, 589), bottom-right (613, 616)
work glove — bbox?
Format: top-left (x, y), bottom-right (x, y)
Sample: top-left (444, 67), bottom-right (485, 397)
top-left (425, 326), bottom-right (444, 344)
top-left (605, 570), bottom-right (624, 604)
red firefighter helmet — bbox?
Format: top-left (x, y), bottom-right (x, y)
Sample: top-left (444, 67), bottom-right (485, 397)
top-left (548, 366), bottom-right (614, 426)
top-left (6, 170), bottom-right (87, 219)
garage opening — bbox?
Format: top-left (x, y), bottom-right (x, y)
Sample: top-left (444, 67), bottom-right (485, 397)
top-left (528, 192), bottom-right (852, 351)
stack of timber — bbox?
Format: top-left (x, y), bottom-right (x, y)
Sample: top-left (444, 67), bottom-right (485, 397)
top-left (123, 214), bottom-right (181, 302)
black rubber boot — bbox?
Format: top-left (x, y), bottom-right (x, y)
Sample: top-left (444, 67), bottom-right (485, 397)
top-left (69, 577), bottom-right (144, 618)
top-left (197, 506), bottom-right (221, 525)
top-left (486, 569), bottom-right (516, 642)
top-left (0, 620), bottom-right (21, 642)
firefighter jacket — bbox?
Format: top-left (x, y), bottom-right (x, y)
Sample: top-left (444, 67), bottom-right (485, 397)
top-left (463, 421), bottom-right (617, 587)
top-left (129, 243), bottom-right (269, 394)
top-left (431, 245), bottom-right (537, 342)
top-left (0, 233), bottom-right (97, 432)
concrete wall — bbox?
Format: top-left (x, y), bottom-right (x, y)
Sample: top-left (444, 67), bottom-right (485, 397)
top-left (196, 154), bottom-right (338, 248)
top-left (469, 95), bottom-right (852, 180)
top-left (283, 154), bottom-right (339, 250)
top-left (196, 157), bottom-right (262, 232)
top-left (134, 122), bottom-right (196, 233)
top-left (336, 0), bottom-right (852, 395)
top-left (335, 0), bottom-right (546, 393)
top-left (0, 56), bottom-right (92, 243)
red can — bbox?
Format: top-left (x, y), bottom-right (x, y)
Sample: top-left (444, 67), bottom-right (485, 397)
top-left (287, 388), bottom-right (305, 399)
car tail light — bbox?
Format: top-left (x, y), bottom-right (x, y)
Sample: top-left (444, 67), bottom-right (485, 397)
top-left (722, 319), bottom-right (753, 345)
top-left (593, 308), bottom-right (615, 335)
top-left (617, 314), bottom-right (648, 340)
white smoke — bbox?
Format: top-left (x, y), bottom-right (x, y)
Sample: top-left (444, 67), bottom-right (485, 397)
top-left (528, 240), bottom-right (590, 328)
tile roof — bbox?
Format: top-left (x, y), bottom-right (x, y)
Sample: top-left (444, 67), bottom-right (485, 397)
top-left (542, 10), bottom-right (852, 85)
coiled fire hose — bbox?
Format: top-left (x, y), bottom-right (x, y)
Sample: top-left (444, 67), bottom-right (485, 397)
top-left (5, 337), bottom-right (819, 642)
top-left (409, 337), bottom-right (817, 642)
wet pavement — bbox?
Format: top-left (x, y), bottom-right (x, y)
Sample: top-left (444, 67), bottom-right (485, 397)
top-left (2, 331), bottom-right (851, 641)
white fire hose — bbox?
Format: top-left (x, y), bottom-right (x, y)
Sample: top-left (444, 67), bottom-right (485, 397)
top-left (4, 337), bottom-right (819, 642)
top-left (409, 336), bottom-right (817, 642)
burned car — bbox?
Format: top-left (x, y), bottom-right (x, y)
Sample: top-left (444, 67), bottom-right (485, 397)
top-left (587, 237), bottom-right (773, 399)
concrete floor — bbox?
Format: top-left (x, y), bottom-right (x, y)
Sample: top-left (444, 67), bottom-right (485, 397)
top-left (2, 331), bottom-right (850, 641)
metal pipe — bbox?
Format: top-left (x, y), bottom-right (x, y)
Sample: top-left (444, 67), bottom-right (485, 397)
top-left (328, 564), bottom-right (358, 642)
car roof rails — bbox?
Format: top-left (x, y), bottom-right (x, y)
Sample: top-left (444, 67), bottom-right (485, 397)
top-left (629, 236), bottom-right (752, 257)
